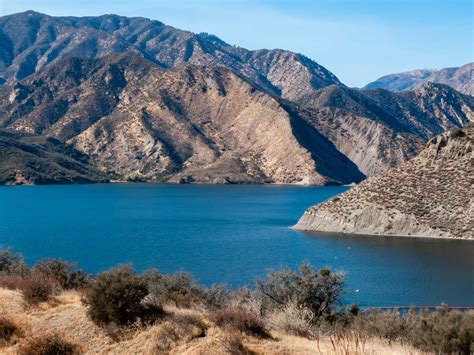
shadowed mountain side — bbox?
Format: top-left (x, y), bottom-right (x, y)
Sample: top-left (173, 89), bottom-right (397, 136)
top-left (0, 129), bottom-right (108, 185)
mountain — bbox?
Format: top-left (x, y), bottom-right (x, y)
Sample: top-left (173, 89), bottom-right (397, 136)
top-left (0, 53), bottom-right (363, 185)
top-left (293, 126), bottom-right (474, 239)
top-left (294, 83), bottom-right (474, 175)
top-left (0, 129), bottom-right (108, 185)
top-left (0, 11), bottom-right (473, 185)
top-left (0, 10), bottom-right (340, 101)
top-left (364, 63), bottom-right (474, 95)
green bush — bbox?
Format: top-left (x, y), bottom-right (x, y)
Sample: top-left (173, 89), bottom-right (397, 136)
top-left (0, 248), bottom-right (28, 276)
top-left (85, 265), bottom-right (162, 326)
top-left (256, 263), bottom-right (344, 323)
top-left (34, 259), bottom-right (88, 290)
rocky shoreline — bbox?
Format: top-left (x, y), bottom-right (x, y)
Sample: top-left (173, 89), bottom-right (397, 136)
top-left (292, 127), bottom-right (474, 240)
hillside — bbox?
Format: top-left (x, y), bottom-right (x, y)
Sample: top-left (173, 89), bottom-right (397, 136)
top-left (0, 288), bottom-right (423, 354)
top-left (0, 53), bottom-right (363, 185)
top-left (365, 63), bottom-right (474, 95)
top-left (0, 129), bottom-right (108, 185)
top-left (295, 83), bottom-right (474, 175)
top-left (0, 11), bottom-right (340, 101)
top-left (293, 126), bottom-right (474, 239)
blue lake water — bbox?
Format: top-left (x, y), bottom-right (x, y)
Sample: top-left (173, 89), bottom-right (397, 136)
top-left (0, 184), bottom-right (472, 307)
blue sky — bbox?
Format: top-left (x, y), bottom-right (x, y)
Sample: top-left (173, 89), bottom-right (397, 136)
top-left (1, 0), bottom-right (472, 87)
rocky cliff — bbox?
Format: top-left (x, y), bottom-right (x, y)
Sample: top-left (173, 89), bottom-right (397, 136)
top-left (365, 63), bottom-right (474, 96)
top-left (293, 126), bottom-right (474, 239)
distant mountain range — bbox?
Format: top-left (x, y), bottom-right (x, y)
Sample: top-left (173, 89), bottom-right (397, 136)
top-left (0, 11), bottom-right (473, 185)
top-left (365, 63), bottom-right (473, 95)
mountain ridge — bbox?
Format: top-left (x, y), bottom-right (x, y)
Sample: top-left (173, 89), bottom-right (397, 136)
top-left (365, 63), bottom-right (473, 95)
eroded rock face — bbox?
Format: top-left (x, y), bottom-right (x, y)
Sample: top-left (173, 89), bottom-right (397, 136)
top-left (0, 53), bottom-right (364, 185)
top-left (293, 127), bottom-right (474, 239)
top-left (365, 63), bottom-right (474, 96)
top-left (295, 83), bottom-right (474, 175)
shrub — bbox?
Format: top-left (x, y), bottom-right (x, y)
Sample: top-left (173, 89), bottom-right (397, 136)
top-left (256, 263), bottom-right (344, 323)
top-left (85, 265), bottom-right (161, 326)
top-left (268, 299), bottom-right (314, 337)
top-left (210, 308), bottom-right (269, 338)
top-left (352, 309), bottom-right (474, 354)
top-left (228, 287), bottom-right (263, 316)
top-left (18, 273), bottom-right (59, 306)
top-left (154, 313), bottom-right (207, 352)
top-left (0, 317), bottom-right (22, 346)
top-left (0, 248), bottom-right (28, 276)
top-left (34, 259), bottom-right (88, 290)
top-left (18, 333), bottom-right (80, 355)
top-left (144, 269), bottom-right (228, 308)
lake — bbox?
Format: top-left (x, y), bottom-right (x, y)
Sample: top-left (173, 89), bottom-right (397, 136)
top-left (0, 184), bottom-right (472, 307)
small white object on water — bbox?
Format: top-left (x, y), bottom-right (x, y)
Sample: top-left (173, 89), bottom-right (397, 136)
top-left (355, 289), bottom-right (360, 292)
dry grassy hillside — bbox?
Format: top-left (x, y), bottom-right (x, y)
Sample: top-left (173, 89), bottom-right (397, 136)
top-left (0, 288), bottom-right (422, 355)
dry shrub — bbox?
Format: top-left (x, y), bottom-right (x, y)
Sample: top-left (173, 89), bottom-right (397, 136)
top-left (268, 299), bottom-right (313, 337)
top-left (210, 308), bottom-right (269, 338)
top-left (228, 287), bottom-right (263, 317)
top-left (19, 274), bottom-right (59, 306)
top-left (352, 309), bottom-right (474, 354)
top-left (18, 333), bottom-right (81, 355)
top-left (85, 265), bottom-right (162, 326)
top-left (256, 263), bottom-right (344, 324)
top-left (154, 313), bottom-right (207, 352)
top-left (329, 330), bottom-right (368, 355)
top-left (219, 334), bottom-right (250, 354)
top-left (144, 269), bottom-right (229, 309)
top-left (0, 317), bottom-right (23, 346)
top-left (0, 274), bottom-right (26, 290)
top-left (34, 259), bottom-right (88, 290)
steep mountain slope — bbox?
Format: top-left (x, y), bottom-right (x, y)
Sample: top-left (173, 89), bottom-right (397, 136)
top-left (293, 126), bottom-right (474, 239)
top-left (0, 129), bottom-right (108, 185)
top-left (0, 53), bottom-right (363, 185)
top-left (294, 83), bottom-right (474, 175)
top-left (0, 11), bottom-right (340, 101)
top-left (365, 63), bottom-right (473, 95)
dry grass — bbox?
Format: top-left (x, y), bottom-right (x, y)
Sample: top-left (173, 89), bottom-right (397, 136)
top-left (0, 287), bottom-right (423, 354)
top-left (17, 333), bottom-right (81, 355)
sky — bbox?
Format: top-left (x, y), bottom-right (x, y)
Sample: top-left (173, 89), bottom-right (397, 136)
top-left (1, 0), bottom-right (472, 87)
